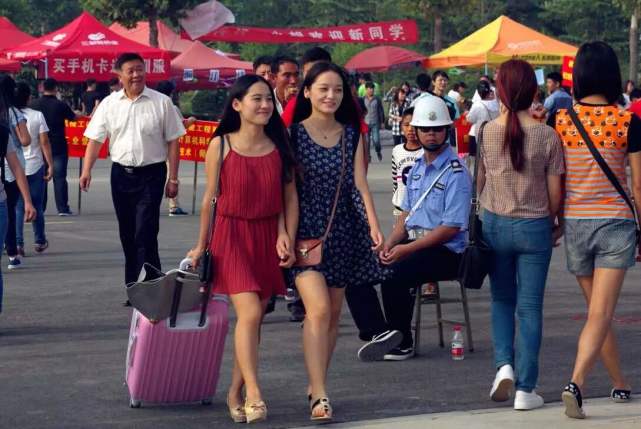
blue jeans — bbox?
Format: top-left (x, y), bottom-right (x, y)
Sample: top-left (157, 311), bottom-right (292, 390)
top-left (481, 210), bottom-right (553, 392)
top-left (17, 165), bottom-right (47, 246)
top-left (0, 200), bottom-right (8, 313)
top-left (367, 123), bottom-right (381, 155)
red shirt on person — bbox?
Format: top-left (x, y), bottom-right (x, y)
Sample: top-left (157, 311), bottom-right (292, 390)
top-left (628, 99), bottom-right (641, 119)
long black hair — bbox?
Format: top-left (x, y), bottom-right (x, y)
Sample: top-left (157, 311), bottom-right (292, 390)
top-left (214, 74), bottom-right (296, 182)
top-left (0, 74), bottom-right (17, 124)
top-left (291, 62), bottom-right (361, 130)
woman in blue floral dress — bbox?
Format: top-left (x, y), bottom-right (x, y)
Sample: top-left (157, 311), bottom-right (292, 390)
top-left (288, 62), bottom-right (385, 421)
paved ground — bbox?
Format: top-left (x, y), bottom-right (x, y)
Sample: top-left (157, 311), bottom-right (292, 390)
top-left (1, 139), bottom-right (640, 428)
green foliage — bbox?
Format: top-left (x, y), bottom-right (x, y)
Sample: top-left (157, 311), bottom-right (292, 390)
top-left (0, 0), bottom-right (82, 35)
top-left (190, 89), bottom-right (227, 120)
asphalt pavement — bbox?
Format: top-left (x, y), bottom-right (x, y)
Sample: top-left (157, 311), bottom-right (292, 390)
top-left (1, 137), bottom-right (640, 429)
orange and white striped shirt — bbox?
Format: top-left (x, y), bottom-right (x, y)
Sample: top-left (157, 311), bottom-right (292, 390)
top-left (556, 103), bottom-right (641, 220)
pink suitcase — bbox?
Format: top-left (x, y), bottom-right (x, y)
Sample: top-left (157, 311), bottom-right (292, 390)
top-left (125, 289), bottom-right (229, 408)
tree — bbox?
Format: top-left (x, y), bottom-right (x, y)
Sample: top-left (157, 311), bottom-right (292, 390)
top-left (0, 0), bottom-right (82, 35)
top-left (616, 0), bottom-right (641, 82)
top-left (82, 0), bottom-right (201, 47)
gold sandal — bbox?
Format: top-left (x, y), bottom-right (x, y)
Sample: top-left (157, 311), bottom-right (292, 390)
top-left (227, 401), bottom-right (246, 423)
top-left (310, 397), bottom-right (332, 421)
top-left (245, 400), bottom-right (267, 424)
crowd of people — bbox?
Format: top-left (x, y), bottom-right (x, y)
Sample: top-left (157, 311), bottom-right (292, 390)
top-left (0, 38), bottom-right (639, 425)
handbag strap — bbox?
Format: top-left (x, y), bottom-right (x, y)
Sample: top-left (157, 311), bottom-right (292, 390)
top-left (321, 129), bottom-right (347, 242)
top-left (197, 136), bottom-right (225, 325)
top-left (404, 163), bottom-right (452, 225)
top-left (203, 136), bottom-right (226, 250)
top-left (567, 107), bottom-right (640, 227)
top-left (469, 121), bottom-right (488, 242)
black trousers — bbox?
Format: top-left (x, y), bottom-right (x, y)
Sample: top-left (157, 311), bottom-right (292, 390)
top-left (111, 162), bottom-right (166, 285)
top-left (4, 181), bottom-right (19, 256)
top-left (346, 244), bottom-right (461, 348)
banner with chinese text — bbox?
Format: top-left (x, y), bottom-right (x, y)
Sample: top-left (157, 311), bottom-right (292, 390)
top-left (191, 20), bottom-right (418, 44)
top-left (65, 117), bottom-right (109, 159)
top-left (65, 117), bottom-right (217, 163)
top-left (179, 120), bottom-right (218, 162)
top-left (48, 54), bottom-right (170, 82)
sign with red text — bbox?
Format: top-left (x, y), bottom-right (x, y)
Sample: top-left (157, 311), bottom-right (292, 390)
top-left (191, 20), bottom-right (419, 44)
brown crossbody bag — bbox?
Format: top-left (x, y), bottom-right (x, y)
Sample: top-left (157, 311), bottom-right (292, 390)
top-left (293, 130), bottom-right (347, 267)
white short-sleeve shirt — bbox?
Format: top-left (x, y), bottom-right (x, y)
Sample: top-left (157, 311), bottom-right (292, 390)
top-left (84, 86), bottom-right (186, 167)
top-left (22, 108), bottom-right (49, 176)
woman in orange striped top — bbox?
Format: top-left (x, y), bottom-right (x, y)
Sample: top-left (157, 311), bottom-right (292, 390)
top-left (555, 41), bottom-right (641, 419)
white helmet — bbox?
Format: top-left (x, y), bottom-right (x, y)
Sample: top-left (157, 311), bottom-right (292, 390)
top-left (410, 93), bottom-right (453, 127)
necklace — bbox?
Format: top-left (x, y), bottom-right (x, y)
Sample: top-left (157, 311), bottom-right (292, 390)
top-left (305, 121), bottom-right (342, 140)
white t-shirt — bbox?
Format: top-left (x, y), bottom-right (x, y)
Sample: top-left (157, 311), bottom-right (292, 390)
top-left (391, 143), bottom-right (423, 214)
top-left (22, 108), bottom-right (49, 175)
top-left (466, 99), bottom-right (500, 137)
top-left (448, 89), bottom-right (462, 103)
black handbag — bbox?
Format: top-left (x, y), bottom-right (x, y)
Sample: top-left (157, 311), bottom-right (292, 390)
top-left (458, 122), bottom-right (493, 289)
top-left (198, 136), bottom-right (225, 283)
top-left (567, 108), bottom-right (641, 244)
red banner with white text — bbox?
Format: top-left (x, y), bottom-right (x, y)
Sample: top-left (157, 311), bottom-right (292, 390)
top-left (190, 20), bottom-right (419, 44)
top-left (65, 117), bottom-right (217, 163)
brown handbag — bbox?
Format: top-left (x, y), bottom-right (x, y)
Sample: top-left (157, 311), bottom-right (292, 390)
top-left (293, 130), bottom-right (347, 267)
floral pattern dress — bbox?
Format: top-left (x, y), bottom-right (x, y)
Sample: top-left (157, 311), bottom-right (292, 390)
top-left (287, 123), bottom-right (387, 289)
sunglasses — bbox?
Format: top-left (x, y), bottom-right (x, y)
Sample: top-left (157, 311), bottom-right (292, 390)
top-left (416, 126), bottom-right (447, 133)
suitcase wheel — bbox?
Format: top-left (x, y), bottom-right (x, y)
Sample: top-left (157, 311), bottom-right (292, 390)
top-left (129, 399), bottom-right (142, 408)
top-left (201, 398), bottom-right (213, 406)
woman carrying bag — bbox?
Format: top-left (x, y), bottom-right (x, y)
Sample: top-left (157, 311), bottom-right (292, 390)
top-left (554, 41), bottom-right (641, 420)
top-left (288, 62), bottom-right (385, 421)
top-left (187, 75), bottom-right (298, 424)
top-left (477, 59), bottom-right (565, 411)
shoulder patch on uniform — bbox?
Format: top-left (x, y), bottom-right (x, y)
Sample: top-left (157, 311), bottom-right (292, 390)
top-left (450, 159), bottom-right (463, 173)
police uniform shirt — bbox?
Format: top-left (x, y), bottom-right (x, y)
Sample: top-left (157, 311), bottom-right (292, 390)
top-left (84, 86), bottom-right (186, 167)
top-left (401, 147), bottom-right (472, 253)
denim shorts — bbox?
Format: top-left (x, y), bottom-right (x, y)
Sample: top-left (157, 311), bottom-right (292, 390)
top-left (564, 218), bottom-right (637, 276)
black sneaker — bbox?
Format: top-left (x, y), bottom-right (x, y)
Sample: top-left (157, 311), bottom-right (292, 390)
top-left (357, 330), bottom-right (403, 362)
top-left (562, 382), bottom-right (585, 419)
top-left (383, 346), bottom-right (415, 361)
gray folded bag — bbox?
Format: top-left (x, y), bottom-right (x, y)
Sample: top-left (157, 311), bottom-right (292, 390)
top-left (125, 263), bottom-right (205, 322)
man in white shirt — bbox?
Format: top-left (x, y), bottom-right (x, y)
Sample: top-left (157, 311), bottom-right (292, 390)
top-left (80, 53), bottom-right (186, 302)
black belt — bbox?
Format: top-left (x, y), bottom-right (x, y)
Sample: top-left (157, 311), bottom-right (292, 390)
top-left (114, 162), bottom-right (165, 174)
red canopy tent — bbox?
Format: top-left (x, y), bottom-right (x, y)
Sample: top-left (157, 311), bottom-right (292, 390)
top-left (5, 12), bottom-right (171, 81)
top-left (344, 45), bottom-right (426, 72)
top-left (0, 17), bottom-right (34, 51)
top-left (111, 21), bottom-right (241, 60)
top-left (109, 21), bottom-right (194, 57)
top-left (170, 41), bottom-right (252, 89)
top-left (0, 17), bottom-right (35, 72)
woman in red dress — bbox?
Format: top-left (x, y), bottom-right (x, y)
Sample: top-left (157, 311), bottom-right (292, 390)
top-left (188, 75), bottom-right (298, 424)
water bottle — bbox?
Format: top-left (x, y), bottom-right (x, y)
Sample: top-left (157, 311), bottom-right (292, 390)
top-left (451, 325), bottom-right (464, 361)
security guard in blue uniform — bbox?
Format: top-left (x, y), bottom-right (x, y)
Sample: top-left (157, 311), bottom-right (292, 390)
top-left (354, 95), bottom-right (473, 362)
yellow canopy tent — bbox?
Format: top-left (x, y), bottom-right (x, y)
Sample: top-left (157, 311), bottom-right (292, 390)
top-left (425, 15), bottom-right (577, 69)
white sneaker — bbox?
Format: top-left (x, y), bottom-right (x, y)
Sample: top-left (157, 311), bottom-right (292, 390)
top-left (490, 364), bottom-right (515, 402)
top-left (514, 390), bottom-right (544, 410)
